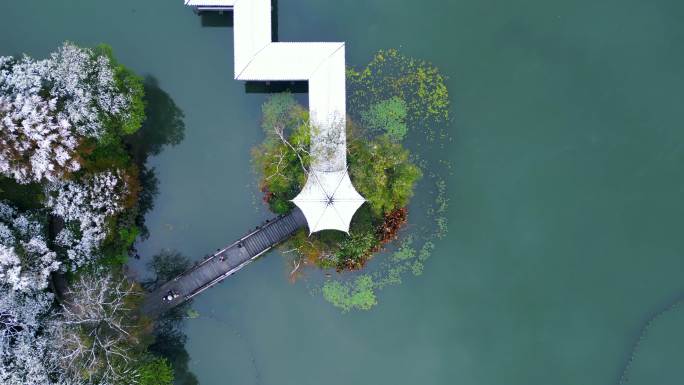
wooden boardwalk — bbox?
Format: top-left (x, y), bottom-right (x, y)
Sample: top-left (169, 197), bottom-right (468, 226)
top-left (142, 208), bottom-right (307, 317)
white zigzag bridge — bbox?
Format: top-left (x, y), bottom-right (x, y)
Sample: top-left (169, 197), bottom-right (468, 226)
top-left (185, 0), bottom-right (365, 234)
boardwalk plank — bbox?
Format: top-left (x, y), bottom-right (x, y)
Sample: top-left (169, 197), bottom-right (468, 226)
top-left (141, 208), bottom-right (308, 317)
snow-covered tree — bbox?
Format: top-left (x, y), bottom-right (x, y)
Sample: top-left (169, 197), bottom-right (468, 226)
top-left (0, 41), bottom-right (149, 385)
top-left (0, 56), bottom-right (79, 184)
top-left (0, 42), bottom-right (135, 184)
top-left (46, 170), bottom-right (127, 269)
top-left (0, 201), bottom-right (60, 292)
top-left (0, 287), bottom-right (61, 384)
top-left (46, 42), bottom-right (130, 138)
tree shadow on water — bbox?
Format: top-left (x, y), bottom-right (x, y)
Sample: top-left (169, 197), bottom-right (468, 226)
top-left (127, 76), bottom-right (186, 165)
top-left (245, 80), bottom-right (308, 94)
top-left (144, 250), bottom-right (200, 385)
top-left (125, 76), bottom-right (186, 239)
top-left (196, 0), bottom-right (278, 40)
top-left (200, 11), bottom-right (233, 27)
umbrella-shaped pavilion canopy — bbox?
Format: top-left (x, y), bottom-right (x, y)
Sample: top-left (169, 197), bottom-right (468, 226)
top-left (292, 169), bottom-right (365, 234)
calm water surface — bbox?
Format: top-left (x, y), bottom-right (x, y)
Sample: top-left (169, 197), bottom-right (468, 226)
top-left (1, 0), bottom-right (683, 384)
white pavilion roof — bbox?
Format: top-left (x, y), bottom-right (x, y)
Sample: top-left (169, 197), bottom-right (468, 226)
top-left (292, 170), bottom-right (365, 234)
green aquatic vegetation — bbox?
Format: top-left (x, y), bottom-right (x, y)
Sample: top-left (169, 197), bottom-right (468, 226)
top-left (388, 235), bottom-right (424, 276)
top-left (426, 179), bottom-right (449, 239)
top-left (368, 173), bottom-right (450, 295)
top-left (379, 264), bottom-right (406, 287)
top-left (322, 275), bottom-right (378, 312)
top-left (348, 48), bottom-right (450, 140)
top-left (411, 261), bottom-right (424, 276)
top-left (435, 216), bottom-right (449, 239)
top-left (392, 235), bottom-right (416, 262)
top-left (361, 96), bottom-right (408, 141)
top-left (419, 241), bottom-right (435, 262)
top-left (435, 179), bottom-right (448, 214)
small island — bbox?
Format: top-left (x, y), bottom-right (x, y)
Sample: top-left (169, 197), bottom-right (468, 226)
top-left (254, 48), bottom-right (450, 271)
top-left (254, 49), bottom-right (449, 309)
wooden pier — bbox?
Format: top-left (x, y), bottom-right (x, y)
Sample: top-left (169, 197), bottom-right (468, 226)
top-left (142, 208), bottom-right (307, 317)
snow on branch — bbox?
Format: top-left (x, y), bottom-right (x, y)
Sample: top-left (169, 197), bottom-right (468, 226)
top-left (0, 201), bottom-right (60, 292)
top-left (46, 170), bottom-right (128, 270)
top-left (0, 287), bottom-right (64, 384)
top-left (0, 42), bottom-right (133, 184)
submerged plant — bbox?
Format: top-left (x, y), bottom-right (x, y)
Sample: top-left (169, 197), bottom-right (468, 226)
top-left (322, 275), bottom-right (378, 312)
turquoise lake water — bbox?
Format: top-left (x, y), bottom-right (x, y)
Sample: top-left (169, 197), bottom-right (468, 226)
top-left (1, 0), bottom-right (683, 384)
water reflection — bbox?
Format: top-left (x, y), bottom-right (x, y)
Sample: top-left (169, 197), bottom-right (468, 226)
top-left (126, 76), bottom-right (186, 240)
top-left (200, 12), bottom-right (233, 28)
top-left (144, 251), bottom-right (200, 385)
top-left (244, 80), bottom-right (308, 94)
top-left (122, 78), bottom-right (196, 383)
top-left (127, 76), bottom-right (186, 164)
top-left (196, 0), bottom-right (278, 40)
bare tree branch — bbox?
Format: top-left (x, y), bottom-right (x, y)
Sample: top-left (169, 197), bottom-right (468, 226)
top-left (52, 273), bottom-right (141, 384)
